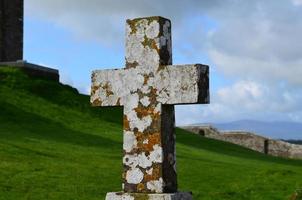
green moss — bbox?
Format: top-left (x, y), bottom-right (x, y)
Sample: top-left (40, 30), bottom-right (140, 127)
top-left (131, 193), bottom-right (149, 200)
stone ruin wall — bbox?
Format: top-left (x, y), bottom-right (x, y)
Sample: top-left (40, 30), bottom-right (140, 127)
top-left (268, 139), bottom-right (302, 159)
top-left (181, 126), bottom-right (302, 159)
top-left (218, 132), bottom-right (267, 154)
top-left (0, 0), bottom-right (24, 62)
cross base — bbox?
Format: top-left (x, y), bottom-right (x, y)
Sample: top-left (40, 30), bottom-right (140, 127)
top-left (105, 192), bottom-right (193, 200)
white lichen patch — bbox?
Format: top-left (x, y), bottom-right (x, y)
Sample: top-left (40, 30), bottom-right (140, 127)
top-left (123, 131), bottom-right (137, 153)
top-left (123, 68), bottom-right (144, 92)
top-left (149, 144), bottom-right (163, 163)
top-left (141, 85), bottom-right (151, 94)
top-left (126, 108), bottom-right (153, 132)
top-left (123, 154), bottom-right (139, 168)
top-left (154, 65), bottom-right (207, 105)
top-left (126, 168), bottom-right (144, 184)
top-left (154, 103), bottom-right (161, 113)
top-left (130, 115), bottom-right (152, 132)
top-left (140, 96), bottom-right (151, 107)
top-left (138, 153), bottom-right (152, 168)
top-left (137, 145), bottom-right (163, 168)
top-left (146, 178), bottom-right (164, 193)
top-left (146, 20), bottom-right (160, 39)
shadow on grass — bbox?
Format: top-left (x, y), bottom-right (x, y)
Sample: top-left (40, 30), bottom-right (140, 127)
top-left (176, 128), bottom-right (302, 167)
top-left (0, 101), bottom-right (122, 150)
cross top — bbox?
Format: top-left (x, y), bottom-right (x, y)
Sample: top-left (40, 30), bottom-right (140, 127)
top-left (125, 17), bottom-right (172, 72)
top-left (91, 16), bottom-right (209, 195)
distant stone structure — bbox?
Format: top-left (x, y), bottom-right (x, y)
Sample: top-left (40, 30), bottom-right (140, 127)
top-left (0, 0), bottom-right (59, 81)
top-left (182, 125), bottom-right (302, 159)
top-left (91, 16), bottom-right (209, 200)
top-left (0, 60), bottom-right (59, 81)
top-left (0, 0), bottom-right (23, 62)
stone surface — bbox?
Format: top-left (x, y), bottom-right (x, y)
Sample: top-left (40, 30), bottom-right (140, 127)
top-left (182, 125), bottom-right (302, 159)
top-left (91, 16), bottom-right (209, 194)
top-left (0, 0), bottom-right (23, 62)
top-left (105, 192), bottom-right (192, 200)
top-left (0, 61), bottom-right (59, 81)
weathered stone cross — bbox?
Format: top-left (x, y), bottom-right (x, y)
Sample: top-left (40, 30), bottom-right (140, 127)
top-left (91, 16), bottom-right (209, 199)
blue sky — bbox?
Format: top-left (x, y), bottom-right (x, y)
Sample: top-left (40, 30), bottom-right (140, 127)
top-left (24, 0), bottom-right (302, 126)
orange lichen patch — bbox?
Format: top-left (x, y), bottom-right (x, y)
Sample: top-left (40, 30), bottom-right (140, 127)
top-left (123, 115), bottom-right (130, 131)
top-left (135, 132), bottom-right (145, 146)
top-left (126, 61), bottom-right (139, 69)
top-left (141, 36), bottom-right (149, 47)
top-left (144, 165), bottom-right (161, 182)
top-left (101, 83), bottom-right (114, 97)
top-left (134, 107), bottom-right (155, 119)
top-left (146, 111), bottom-right (161, 134)
top-left (135, 132), bottom-right (161, 152)
top-left (152, 111), bottom-right (161, 121)
top-left (91, 85), bottom-right (99, 95)
top-left (137, 183), bottom-right (145, 191)
top-left (144, 133), bottom-right (161, 152)
top-left (127, 19), bottom-right (137, 34)
top-left (142, 37), bottom-right (159, 53)
top-left (92, 98), bottom-right (102, 107)
top-left (135, 132), bottom-right (145, 143)
top-left (136, 133), bottom-right (161, 152)
top-left (151, 40), bottom-right (160, 53)
top-left (149, 88), bottom-right (158, 104)
top-left (143, 74), bottom-right (149, 85)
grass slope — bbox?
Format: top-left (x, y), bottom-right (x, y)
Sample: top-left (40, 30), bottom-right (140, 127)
top-left (0, 67), bottom-right (302, 200)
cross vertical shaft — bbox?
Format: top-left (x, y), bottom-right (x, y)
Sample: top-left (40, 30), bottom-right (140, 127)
top-left (123, 17), bottom-right (176, 193)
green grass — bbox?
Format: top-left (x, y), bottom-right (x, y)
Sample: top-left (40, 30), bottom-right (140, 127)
top-left (0, 67), bottom-right (302, 200)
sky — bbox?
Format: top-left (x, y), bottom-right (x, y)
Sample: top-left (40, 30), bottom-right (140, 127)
top-left (24, 0), bottom-right (302, 126)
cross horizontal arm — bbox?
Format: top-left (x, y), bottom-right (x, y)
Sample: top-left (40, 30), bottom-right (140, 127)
top-left (155, 64), bottom-right (209, 105)
top-left (91, 64), bottom-right (209, 107)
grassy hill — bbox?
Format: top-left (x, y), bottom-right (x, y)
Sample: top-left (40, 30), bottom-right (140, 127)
top-left (0, 67), bottom-right (302, 200)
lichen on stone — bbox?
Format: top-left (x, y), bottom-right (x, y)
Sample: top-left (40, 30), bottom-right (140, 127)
top-left (91, 16), bottom-right (210, 194)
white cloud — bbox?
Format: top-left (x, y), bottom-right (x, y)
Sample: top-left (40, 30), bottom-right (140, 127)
top-left (292, 0), bottom-right (302, 6)
top-left (176, 80), bottom-right (302, 125)
top-left (25, 0), bottom-right (302, 124)
top-left (208, 50), bottom-right (302, 86)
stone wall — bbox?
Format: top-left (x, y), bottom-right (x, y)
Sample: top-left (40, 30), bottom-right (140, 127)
top-left (181, 126), bottom-right (302, 159)
top-left (0, 0), bottom-right (23, 62)
top-left (219, 131), bottom-right (268, 154)
top-left (268, 140), bottom-right (302, 159)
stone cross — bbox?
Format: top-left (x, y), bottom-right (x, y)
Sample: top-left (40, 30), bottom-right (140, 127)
top-left (91, 16), bottom-right (209, 199)
top-left (0, 0), bottom-right (23, 62)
